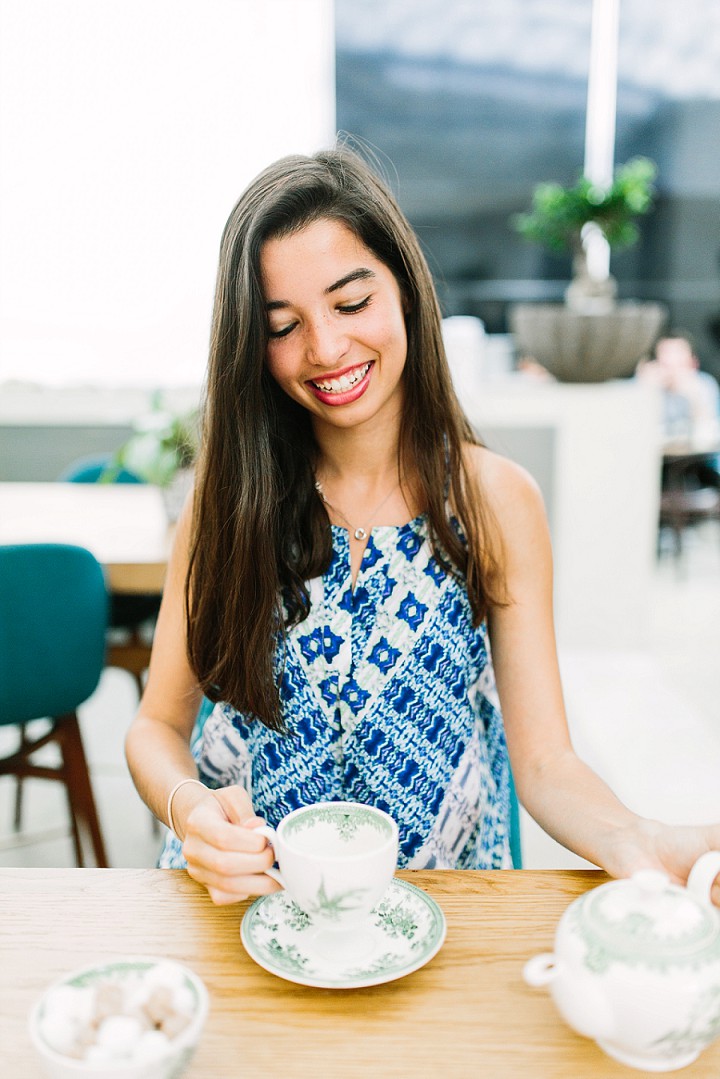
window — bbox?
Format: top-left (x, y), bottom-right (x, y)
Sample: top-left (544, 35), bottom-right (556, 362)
top-left (336, 0), bottom-right (720, 378)
top-left (0, 0), bottom-right (335, 388)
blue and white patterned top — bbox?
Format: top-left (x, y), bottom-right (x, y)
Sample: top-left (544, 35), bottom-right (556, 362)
top-left (159, 515), bottom-right (511, 869)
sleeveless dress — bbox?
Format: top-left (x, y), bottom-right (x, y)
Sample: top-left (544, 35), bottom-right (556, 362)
top-left (159, 515), bottom-right (511, 869)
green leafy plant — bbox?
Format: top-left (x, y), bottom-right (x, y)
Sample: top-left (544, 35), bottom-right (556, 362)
top-left (109, 395), bottom-right (200, 488)
top-left (511, 156), bottom-right (657, 255)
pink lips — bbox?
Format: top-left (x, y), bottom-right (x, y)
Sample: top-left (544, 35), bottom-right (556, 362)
top-left (307, 361), bottom-right (374, 406)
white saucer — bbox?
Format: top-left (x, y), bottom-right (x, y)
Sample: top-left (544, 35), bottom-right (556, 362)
top-left (240, 878), bottom-right (447, 989)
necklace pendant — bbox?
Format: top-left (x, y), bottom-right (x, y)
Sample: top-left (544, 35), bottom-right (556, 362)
top-left (353, 527), bottom-right (367, 541)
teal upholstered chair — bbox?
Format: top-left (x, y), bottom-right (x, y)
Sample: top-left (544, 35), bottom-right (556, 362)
top-left (58, 454), bottom-right (160, 698)
top-left (508, 764), bottom-right (522, 869)
top-left (192, 697), bottom-right (215, 748)
top-left (57, 454), bottom-right (143, 486)
top-left (0, 543), bottom-right (110, 866)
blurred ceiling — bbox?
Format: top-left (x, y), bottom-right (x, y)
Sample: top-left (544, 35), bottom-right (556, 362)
top-left (336, 0), bottom-right (720, 100)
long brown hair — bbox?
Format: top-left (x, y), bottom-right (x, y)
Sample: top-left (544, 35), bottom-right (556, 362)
top-left (187, 147), bottom-right (504, 729)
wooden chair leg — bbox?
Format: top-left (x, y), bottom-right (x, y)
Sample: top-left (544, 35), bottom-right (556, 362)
top-left (65, 786), bottom-right (85, 867)
top-left (13, 724), bottom-right (30, 830)
top-left (56, 713), bottom-right (109, 868)
top-left (672, 520), bottom-right (684, 559)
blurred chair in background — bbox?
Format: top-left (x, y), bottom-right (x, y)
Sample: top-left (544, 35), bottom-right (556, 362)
top-left (56, 454), bottom-right (144, 486)
top-left (659, 454), bottom-right (720, 561)
top-left (58, 454), bottom-right (161, 699)
top-left (0, 543), bottom-right (109, 867)
top-left (637, 332), bottom-right (720, 562)
top-left (508, 765), bottom-right (522, 869)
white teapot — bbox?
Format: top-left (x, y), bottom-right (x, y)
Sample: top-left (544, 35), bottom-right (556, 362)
top-left (524, 851), bottom-right (720, 1072)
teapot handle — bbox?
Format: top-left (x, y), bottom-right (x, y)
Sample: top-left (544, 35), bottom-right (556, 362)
top-left (523, 953), bottom-right (559, 987)
top-left (687, 850), bottom-right (720, 905)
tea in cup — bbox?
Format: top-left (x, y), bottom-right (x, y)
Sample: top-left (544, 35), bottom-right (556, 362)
top-left (255, 801), bottom-right (398, 932)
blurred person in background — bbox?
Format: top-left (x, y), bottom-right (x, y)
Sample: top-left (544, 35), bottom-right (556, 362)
top-left (637, 330), bottom-right (720, 450)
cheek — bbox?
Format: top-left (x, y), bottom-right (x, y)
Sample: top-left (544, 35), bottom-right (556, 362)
top-left (264, 344), bottom-right (292, 386)
top-left (366, 298), bottom-right (407, 355)
top-left (381, 310), bottom-right (408, 359)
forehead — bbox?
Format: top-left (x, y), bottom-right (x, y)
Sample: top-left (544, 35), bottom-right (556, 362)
top-left (260, 219), bottom-right (378, 285)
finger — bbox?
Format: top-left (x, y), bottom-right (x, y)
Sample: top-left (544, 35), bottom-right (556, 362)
top-left (186, 805), bottom-right (269, 854)
top-left (184, 841), bottom-right (276, 877)
top-left (206, 887), bottom-right (249, 906)
top-left (213, 785), bottom-right (258, 826)
top-left (245, 816), bottom-right (270, 830)
top-left (204, 877), bottom-right (283, 906)
top-left (187, 862), bottom-right (282, 900)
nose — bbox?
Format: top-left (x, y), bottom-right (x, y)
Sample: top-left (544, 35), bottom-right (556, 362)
top-left (305, 314), bottom-right (350, 368)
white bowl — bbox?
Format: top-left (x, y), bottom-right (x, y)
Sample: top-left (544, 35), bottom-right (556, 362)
top-left (29, 957), bottom-right (209, 1079)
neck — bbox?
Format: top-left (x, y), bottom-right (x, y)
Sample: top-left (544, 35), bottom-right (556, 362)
top-left (311, 394), bottom-right (404, 476)
top-left (313, 425), bottom-right (402, 491)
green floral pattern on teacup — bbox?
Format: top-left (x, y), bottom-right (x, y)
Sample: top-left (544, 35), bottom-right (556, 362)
top-left (307, 878), bottom-right (370, 921)
top-left (283, 804), bottom-right (392, 843)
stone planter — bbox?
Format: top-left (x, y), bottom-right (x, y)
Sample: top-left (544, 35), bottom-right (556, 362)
top-left (508, 301), bottom-right (667, 383)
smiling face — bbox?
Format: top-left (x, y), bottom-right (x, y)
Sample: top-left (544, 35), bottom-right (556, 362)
top-left (260, 218), bottom-right (408, 437)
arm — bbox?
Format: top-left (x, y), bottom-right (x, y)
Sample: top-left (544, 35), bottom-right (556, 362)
top-left (472, 447), bottom-right (720, 890)
top-left (124, 493), bottom-right (278, 903)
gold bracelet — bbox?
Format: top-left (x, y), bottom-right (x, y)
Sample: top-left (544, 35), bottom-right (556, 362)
top-left (166, 778), bottom-right (206, 839)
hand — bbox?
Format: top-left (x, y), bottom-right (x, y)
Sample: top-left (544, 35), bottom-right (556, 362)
top-left (180, 784), bottom-right (282, 905)
top-left (606, 819), bottom-right (720, 905)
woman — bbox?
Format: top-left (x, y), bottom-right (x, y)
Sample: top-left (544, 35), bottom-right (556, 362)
top-left (126, 147), bottom-right (720, 905)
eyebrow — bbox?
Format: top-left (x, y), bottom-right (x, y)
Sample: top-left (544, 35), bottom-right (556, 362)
top-left (265, 267), bottom-right (376, 311)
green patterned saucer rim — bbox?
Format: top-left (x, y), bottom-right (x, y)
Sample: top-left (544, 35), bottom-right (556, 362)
top-left (240, 878), bottom-right (447, 989)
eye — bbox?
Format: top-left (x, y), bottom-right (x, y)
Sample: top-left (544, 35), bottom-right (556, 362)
top-left (267, 321), bottom-right (297, 340)
top-left (337, 296), bottom-right (371, 315)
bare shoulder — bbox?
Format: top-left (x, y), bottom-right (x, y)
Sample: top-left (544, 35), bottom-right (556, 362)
top-left (463, 443), bottom-right (545, 522)
top-left (462, 443), bottom-right (550, 573)
top-left (463, 443), bottom-right (552, 585)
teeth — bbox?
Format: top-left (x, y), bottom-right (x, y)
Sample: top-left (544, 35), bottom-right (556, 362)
top-left (313, 362), bottom-right (370, 394)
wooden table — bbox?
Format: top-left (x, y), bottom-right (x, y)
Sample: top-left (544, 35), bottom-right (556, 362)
top-left (0, 482), bottom-right (172, 594)
top-left (5, 868), bottom-right (720, 1077)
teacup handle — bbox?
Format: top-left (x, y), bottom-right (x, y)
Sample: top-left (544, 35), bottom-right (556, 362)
top-left (253, 823), bottom-right (285, 888)
top-left (687, 850), bottom-right (720, 905)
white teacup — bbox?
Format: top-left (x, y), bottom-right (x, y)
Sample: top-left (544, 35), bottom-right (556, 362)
top-left (255, 801), bottom-right (399, 931)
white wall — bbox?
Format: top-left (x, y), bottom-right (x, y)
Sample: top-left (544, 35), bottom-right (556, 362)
top-left (0, 0), bottom-right (336, 388)
top-left (462, 377), bottom-right (662, 651)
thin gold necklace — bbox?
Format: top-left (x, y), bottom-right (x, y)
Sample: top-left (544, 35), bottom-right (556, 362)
top-left (314, 479), bottom-right (401, 541)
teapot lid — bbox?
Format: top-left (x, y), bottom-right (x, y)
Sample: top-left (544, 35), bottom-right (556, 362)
top-left (570, 870), bottom-right (720, 970)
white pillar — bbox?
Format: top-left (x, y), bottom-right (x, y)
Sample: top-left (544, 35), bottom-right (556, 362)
top-left (583, 0), bottom-right (620, 281)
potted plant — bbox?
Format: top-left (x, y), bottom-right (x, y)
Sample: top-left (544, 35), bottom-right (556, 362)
top-left (110, 394), bottom-right (200, 520)
top-left (512, 156), bottom-right (657, 307)
top-left (508, 157), bottom-right (667, 381)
